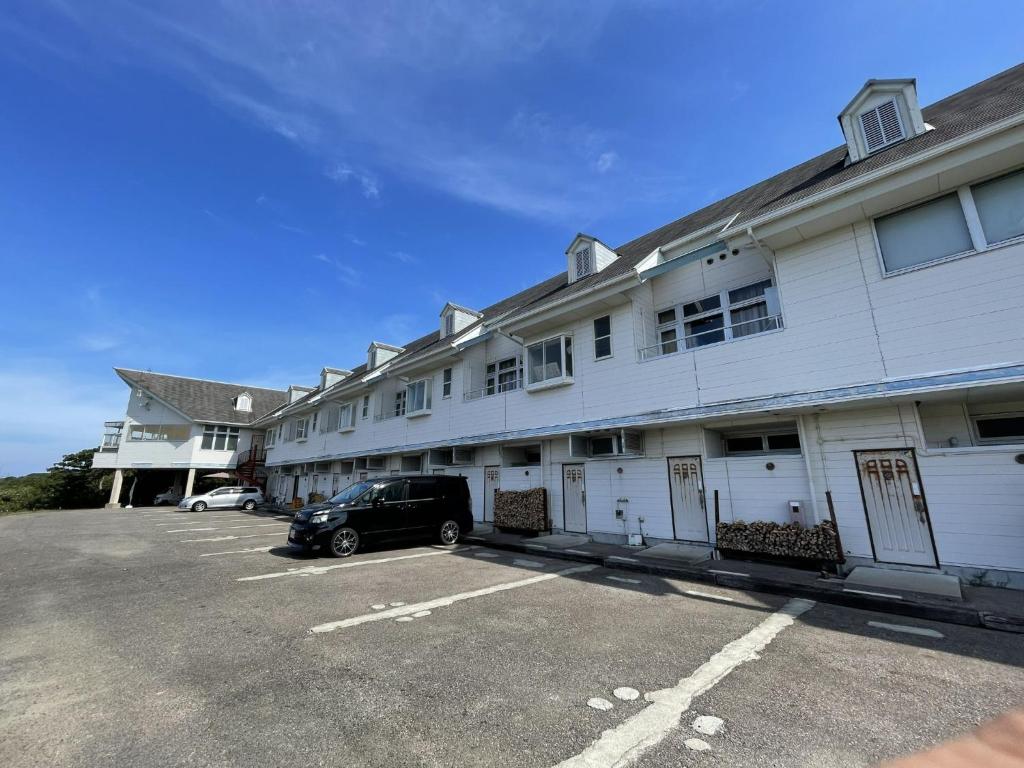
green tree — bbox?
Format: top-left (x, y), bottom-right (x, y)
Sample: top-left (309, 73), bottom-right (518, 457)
top-left (47, 448), bottom-right (111, 510)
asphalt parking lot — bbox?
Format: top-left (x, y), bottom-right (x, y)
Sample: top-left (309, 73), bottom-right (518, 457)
top-left (1, 507), bottom-right (1022, 768)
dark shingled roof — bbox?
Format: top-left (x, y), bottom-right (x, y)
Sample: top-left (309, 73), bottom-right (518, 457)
top-left (265, 63), bottom-right (1024, 418)
top-left (115, 368), bottom-right (287, 425)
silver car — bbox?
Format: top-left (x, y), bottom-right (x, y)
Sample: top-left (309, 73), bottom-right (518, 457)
top-left (178, 486), bottom-right (264, 512)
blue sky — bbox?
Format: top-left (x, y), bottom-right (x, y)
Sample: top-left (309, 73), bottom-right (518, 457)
top-left (1, 1), bottom-right (1021, 475)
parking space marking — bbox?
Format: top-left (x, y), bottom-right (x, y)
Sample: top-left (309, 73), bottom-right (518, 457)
top-left (309, 564), bottom-right (598, 634)
top-left (553, 598), bottom-right (815, 767)
top-left (843, 588), bottom-right (903, 600)
top-left (606, 575), bottom-right (642, 585)
top-left (684, 589), bottom-right (735, 603)
top-left (867, 621), bottom-right (944, 638)
top-left (199, 546), bottom-right (277, 557)
top-left (236, 548), bottom-right (470, 582)
top-left (181, 532), bottom-right (286, 543)
top-left (166, 523), bottom-right (286, 533)
top-left (708, 569), bottom-right (750, 577)
top-left (563, 549), bottom-right (591, 555)
top-left (607, 555), bottom-right (639, 563)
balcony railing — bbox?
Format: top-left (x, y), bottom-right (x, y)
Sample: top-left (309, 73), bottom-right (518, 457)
top-left (236, 448), bottom-right (267, 467)
top-left (639, 314), bottom-right (783, 361)
top-left (99, 434), bottom-right (121, 452)
top-left (464, 378), bottom-right (523, 402)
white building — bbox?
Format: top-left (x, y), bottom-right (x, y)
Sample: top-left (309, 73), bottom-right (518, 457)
top-left (100, 65), bottom-right (1024, 585)
top-left (92, 369), bottom-right (286, 505)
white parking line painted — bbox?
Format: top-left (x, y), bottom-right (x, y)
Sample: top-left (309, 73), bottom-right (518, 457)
top-left (181, 532), bottom-right (286, 543)
top-left (684, 589), bottom-right (735, 603)
top-left (199, 546), bottom-right (277, 557)
top-left (310, 564), bottom-right (599, 634)
top-left (843, 588), bottom-right (903, 600)
top-left (607, 556), bottom-right (638, 563)
top-left (524, 543), bottom-right (548, 550)
top-left (867, 621), bottom-right (944, 638)
top-left (563, 549), bottom-right (591, 555)
top-left (606, 575), bottom-right (641, 584)
top-left (553, 598), bottom-right (815, 767)
top-left (166, 523), bottom-right (285, 533)
top-left (708, 569), bottom-right (750, 577)
top-left (237, 548), bottom-right (468, 582)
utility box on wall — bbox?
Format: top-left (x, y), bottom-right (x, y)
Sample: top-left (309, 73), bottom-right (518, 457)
top-left (789, 500), bottom-right (808, 527)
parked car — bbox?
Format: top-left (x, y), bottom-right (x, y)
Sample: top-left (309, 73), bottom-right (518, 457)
top-left (288, 475), bottom-right (473, 557)
top-left (178, 486), bottom-right (264, 512)
top-left (153, 489), bottom-right (183, 506)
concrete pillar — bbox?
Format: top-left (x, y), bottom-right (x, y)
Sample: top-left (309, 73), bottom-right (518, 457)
top-left (184, 468), bottom-right (196, 497)
top-left (105, 469), bottom-right (124, 509)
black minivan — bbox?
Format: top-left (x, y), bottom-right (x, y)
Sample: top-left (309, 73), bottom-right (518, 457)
top-left (287, 475), bottom-right (473, 557)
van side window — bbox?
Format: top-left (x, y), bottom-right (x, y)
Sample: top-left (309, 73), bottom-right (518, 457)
top-left (407, 480), bottom-right (435, 501)
top-left (367, 481), bottom-right (405, 504)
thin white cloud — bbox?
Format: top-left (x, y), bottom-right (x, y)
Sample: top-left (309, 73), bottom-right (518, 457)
top-left (31, 0), bottom-right (647, 223)
top-left (312, 253), bottom-right (361, 287)
top-left (391, 251), bottom-right (417, 264)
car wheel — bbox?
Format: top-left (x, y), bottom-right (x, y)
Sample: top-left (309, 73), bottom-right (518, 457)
top-left (242, 500), bottom-right (257, 511)
top-left (439, 520), bottom-right (461, 545)
top-left (327, 527), bottom-right (360, 558)
top-left (191, 501), bottom-right (207, 512)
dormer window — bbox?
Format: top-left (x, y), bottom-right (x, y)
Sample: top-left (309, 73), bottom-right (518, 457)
top-left (233, 392), bottom-right (252, 412)
top-left (439, 302), bottom-right (481, 338)
top-left (574, 246), bottom-right (594, 279)
top-left (859, 98), bottom-right (905, 154)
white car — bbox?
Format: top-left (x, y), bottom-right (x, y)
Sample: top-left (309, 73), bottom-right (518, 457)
top-left (178, 486), bottom-right (264, 512)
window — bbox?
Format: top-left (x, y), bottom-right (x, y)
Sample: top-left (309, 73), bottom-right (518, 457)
top-left (594, 315), bottom-right (612, 359)
top-left (394, 390), bottom-right (407, 417)
top-left (859, 98), bottom-right (905, 154)
top-left (311, 411), bottom-right (319, 433)
top-left (486, 357), bottom-right (521, 395)
top-left (971, 169), bottom-right (1024, 246)
top-left (722, 429), bottom-right (801, 456)
top-left (574, 247), bottom-right (593, 279)
top-left (526, 335), bottom-right (573, 387)
top-left (233, 393), bottom-right (252, 412)
top-left (401, 454), bottom-right (423, 472)
top-left (201, 425), bottom-right (240, 451)
top-left (407, 478), bottom-right (435, 500)
top-left (651, 279), bottom-right (779, 357)
top-left (265, 428), bottom-right (276, 447)
top-left (974, 414), bottom-right (1024, 444)
top-left (338, 402), bottom-right (355, 430)
top-left (128, 424), bottom-right (190, 442)
top-left (322, 405), bottom-right (340, 433)
top-left (444, 313), bottom-right (455, 337)
top-left (571, 430), bottom-right (644, 457)
top-left (361, 395), bottom-right (370, 420)
top-left (295, 417), bottom-right (308, 441)
top-left (442, 368), bottom-right (452, 398)
top-left (406, 379), bottom-right (432, 415)
top-left (875, 193), bottom-right (973, 272)
top-left (365, 481), bottom-right (405, 505)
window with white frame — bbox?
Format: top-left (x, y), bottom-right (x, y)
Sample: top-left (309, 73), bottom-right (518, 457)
top-left (311, 411), bottom-right (319, 433)
top-left (361, 394), bottom-right (370, 420)
top-left (574, 246), bottom-right (593, 279)
top-left (442, 368), bottom-right (452, 398)
top-left (406, 378), bottom-right (432, 415)
top-left (593, 315), bottom-right (612, 359)
top-left (128, 424), bottom-right (190, 442)
top-left (201, 425), bottom-right (240, 451)
top-left (653, 279), bottom-right (779, 356)
top-left (874, 168), bottom-right (1024, 274)
top-left (526, 335), bottom-right (573, 387)
top-left (295, 417), bottom-right (308, 441)
top-left (486, 357), bottom-right (520, 395)
top-left (973, 413), bottom-right (1024, 445)
top-left (322, 405), bottom-right (340, 433)
top-left (393, 390), bottom-right (407, 417)
top-left (265, 428), bottom-right (276, 447)
top-left (338, 401), bottom-right (356, 430)
top-left (721, 428), bottom-right (801, 456)
top-left (444, 313), bottom-right (455, 337)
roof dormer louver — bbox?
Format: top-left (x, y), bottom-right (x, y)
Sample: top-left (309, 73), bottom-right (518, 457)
top-left (574, 246), bottom-right (593, 279)
top-left (860, 98), bottom-right (905, 153)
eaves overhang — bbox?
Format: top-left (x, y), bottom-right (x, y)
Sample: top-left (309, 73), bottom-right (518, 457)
top-left (635, 240), bottom-right (728, 282)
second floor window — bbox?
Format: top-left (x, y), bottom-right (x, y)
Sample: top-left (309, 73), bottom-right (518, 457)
top-left (361, 395), bottom-right (370, 419)
top-left (594, 315), bottom-right (612, 359)
top-left (201, 425), bottom-right (240, 451)
top-left (526, 335), bottom-right (573, 387)
top-left (394, 390), bottom-right (407, 417)
top-left (338, 402), bottom-right (355, 430)
top-left (486, 357), bottom-right (520, 395)
top-left (295, 417), bottom-right (308, 440)
top-left (652, 279), bottom-right (779, 357)
top-left (406, 378), bottom-right (432, 415)
top-left (442, 368), bottom-right (452, 398)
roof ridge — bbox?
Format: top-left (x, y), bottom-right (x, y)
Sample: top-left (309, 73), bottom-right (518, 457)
top-left (115, 367), bottom-right (287, 393)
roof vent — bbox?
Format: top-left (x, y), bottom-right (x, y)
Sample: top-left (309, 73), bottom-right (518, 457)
top-left (859, 98), bottom-right (905, 153)
top-left (564, 234), bottom-right (619, 284)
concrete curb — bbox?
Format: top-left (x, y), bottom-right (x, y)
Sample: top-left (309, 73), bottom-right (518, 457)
top-left (470, 538), bottom-right (1023, 633)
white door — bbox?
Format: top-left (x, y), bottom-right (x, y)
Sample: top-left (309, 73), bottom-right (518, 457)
top-left (855, 449), bottom-right (937, 567)
top-left (563, 464), bottom-right (586, 533)
top-left (668, 457), bottom-right (708, 542)
top-left (483, 466), bottom-right (500, 522)
top-left (297, 475), bottom-right (309, 502)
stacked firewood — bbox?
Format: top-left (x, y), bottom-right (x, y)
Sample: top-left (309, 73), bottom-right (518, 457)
top-left (716, 519), bottom-right (839, 561)
top-left (493, 488), bottom-right (548, 531)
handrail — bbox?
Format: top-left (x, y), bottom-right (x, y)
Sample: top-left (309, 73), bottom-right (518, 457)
top-left (639, 314), bottom-right (783, 360)
top-left (464, 377), bottom-right (523, 402)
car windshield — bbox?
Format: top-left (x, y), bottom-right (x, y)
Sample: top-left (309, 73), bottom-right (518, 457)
top-left (328, 481), bottom-right (375, 504)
